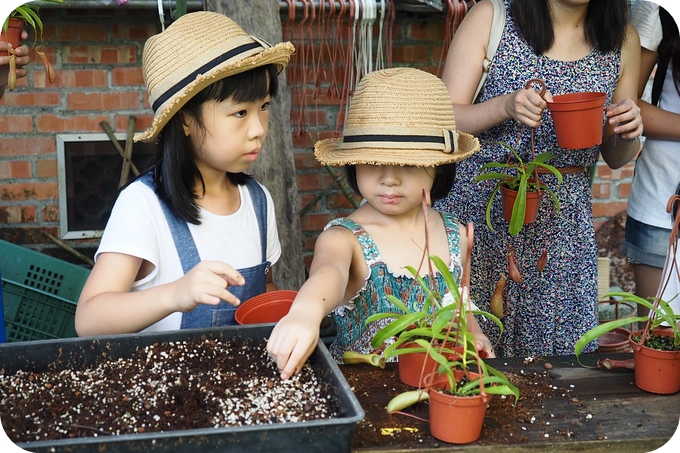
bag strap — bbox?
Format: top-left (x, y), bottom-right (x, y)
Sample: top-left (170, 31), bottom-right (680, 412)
top-left (651, 7), bottom-right (677, 106)
top-left (473, 0), bottom-right (506, 102)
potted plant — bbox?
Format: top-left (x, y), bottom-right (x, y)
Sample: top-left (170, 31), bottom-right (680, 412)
top-left (1, 0), bottom-right (64, 90)
top-left (575, 192), bottom-right (680, 394)
top-left (382, 254), bottom-right (520, 444)
top-left (476, 140), bottom-right (563, 237)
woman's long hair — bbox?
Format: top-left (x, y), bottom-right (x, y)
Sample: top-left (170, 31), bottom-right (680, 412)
top-left (151, 64), bottom-right (279, 224)
top-left (658, 7), bottom-right (680, 98)
top-left (511, 0), bottom-right (629, 55)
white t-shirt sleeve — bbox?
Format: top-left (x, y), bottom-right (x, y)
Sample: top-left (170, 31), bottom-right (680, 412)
top-left (630, 0), bottom-right (663, 52)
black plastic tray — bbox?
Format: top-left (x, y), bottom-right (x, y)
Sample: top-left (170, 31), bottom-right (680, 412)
top-left (0, 324), bottom-right (364, 452)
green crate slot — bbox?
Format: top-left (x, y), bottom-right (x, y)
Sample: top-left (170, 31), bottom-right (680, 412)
top-left (1, 239), bottom-right (89, 342)
top-left (2, 280), bottom-right (78, 342)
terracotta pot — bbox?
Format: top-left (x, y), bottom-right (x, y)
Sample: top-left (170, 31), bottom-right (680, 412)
top-left (427, 370), bottom-right (491, 444)
top-left (397, 341), bottom-right (487, 387)
top-left (234, 290), bottom-right (297, 325)
top-left (1, 18), bottom-right (24, 57)
top-left (597, 327), bottom-right (632, 354)
top-left (630, 329), bottom-right (680, 394)
top-left (501, 185), bottom-right (542, 224)
top-left (547, 91), bottom-right (606, 149)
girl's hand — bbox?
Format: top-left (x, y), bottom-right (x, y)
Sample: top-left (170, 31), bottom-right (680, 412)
top-left (1, 35), bottom-right (31, 86)
top-left (505, 85), bottom-right (553, 128)
top-left (267, 311), bottom-right (320, 379)
top-left (172, 260), bottom-right (245, 312)
top-left (474, 331), bottom-right (496, 358)
top-left (606, 98), bottom-right (643, 140)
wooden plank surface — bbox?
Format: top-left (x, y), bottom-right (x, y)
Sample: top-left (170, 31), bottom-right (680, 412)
top-left (343, 353), bottom-right (679, 452)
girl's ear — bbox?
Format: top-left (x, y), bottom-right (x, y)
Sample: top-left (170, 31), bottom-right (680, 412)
top-left (180, 112), bottom-right (192, 137)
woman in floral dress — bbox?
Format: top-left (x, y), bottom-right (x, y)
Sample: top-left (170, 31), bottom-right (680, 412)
top-left (434, 0), bottom-right (643, 357)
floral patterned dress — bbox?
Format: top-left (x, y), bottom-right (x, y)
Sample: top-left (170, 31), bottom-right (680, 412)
top-left (327, 214), bottom-right (463, 363)
top-left (434, 0), bottom-right (619, 357)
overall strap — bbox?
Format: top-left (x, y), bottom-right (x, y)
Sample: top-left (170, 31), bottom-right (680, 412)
top-left (244, 178), bottom-right (268, 262)
top-left (138, 172), bottom-right (201, 274)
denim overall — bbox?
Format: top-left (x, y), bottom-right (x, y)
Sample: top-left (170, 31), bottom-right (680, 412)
top-left (140, 172), bottom-right (270, 328)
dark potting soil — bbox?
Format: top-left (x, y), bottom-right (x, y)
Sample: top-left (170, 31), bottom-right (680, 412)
top-left (0, 338), bottom-right (340, 443)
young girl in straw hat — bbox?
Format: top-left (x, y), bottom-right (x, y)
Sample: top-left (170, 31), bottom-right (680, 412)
top-left (267, 67), bottom-right (493, 379)
top-left (75, 12), bottom-right (295, 336)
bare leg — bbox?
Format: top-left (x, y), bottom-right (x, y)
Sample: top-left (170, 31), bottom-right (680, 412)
top-left (633, 263), bottom-right (663, 324)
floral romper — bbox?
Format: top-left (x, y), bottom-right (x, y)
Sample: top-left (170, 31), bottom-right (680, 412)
top-left (434, 0), bottom-right (619, 357)
top-left (327, 214), bottom-right (463, 363)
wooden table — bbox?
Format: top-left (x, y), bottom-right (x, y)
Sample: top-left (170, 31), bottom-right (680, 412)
top-left (341, 352), bottom-right (679, 452)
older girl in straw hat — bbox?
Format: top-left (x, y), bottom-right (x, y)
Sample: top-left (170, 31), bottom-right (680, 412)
top-left (267, 67), bottom-right (493, 379)
top-left (75, 12), bottom-right (294, 336)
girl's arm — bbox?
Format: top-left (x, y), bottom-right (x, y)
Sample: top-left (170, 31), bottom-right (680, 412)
top-left (637, 47), bottom-right (680, 141)
top-left (600, 24), bottom-right (644, 169)
top-left (441, 0), bottom-right (549, 135)
top-left (75, 253), bottom-right (244, 336)
top-left (267, 226), bottom-right (360, 379)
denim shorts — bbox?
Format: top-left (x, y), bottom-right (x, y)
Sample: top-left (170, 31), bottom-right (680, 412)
top-left (624, 215), bottom-right (671, 268)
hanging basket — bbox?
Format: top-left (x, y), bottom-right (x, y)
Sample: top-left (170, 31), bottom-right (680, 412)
top-left (548, 91), bottom-right (607, 149)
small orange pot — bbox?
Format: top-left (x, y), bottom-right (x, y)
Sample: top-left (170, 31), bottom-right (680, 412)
top-left (234, 290), bottom-right (297, 325)
top-left (597, 327), bottom-right (632, 354)
top-left (397, 341), bottom-right (486, 387)
top-left (427, 370), bottom-right (491, 444)
top-left (501, 186), bottom-right (542, 224)
top-left (547, 91), bottom-right (606, 149)
top-left (630, 329), bottom-right (680, 394)
top-left (1, 18), bottom-right (24, 56)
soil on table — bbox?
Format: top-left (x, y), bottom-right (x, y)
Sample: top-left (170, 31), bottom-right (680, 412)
top-left (0, 337), bottom-right (339, 444)
top-left (344, 357), bottom-right (580, 449)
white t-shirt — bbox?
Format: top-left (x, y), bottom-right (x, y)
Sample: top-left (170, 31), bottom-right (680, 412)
top-left (96, 179), bottom-right (282, 332)
top-left (627, 0), bottom-right (680, 229)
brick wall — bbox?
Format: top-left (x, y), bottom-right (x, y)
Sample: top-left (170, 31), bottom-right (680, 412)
top-left (0, 6), bottom-right (634, 266)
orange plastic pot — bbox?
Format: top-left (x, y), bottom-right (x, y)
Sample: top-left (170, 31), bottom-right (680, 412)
top-left (426, 370), bottom-right (491, 444)
top-left (547, 91), bottom-right (606, 149)
top-left (630, 329), bottom-right (680, 394)
top-left (397, 341), bottom-right (486, 387)
top-left (501, 186), bottom-right (542, 224)
top-left (234, 290), bottom-right (297, 325)
top-left (1, 18), bottom-right (24, 56)
top-left (596, 327), bottom-right (632, 354)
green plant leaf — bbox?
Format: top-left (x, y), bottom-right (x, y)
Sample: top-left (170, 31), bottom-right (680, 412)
top-left (574, 316), bottom-right (648, 365)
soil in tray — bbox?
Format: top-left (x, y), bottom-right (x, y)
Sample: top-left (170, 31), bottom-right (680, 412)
top-left (0, 338), bottom-right (340, 443)
top-left (344, 357), bottom-right (583, 449)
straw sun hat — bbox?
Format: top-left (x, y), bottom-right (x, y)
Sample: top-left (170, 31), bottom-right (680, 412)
top-left (135, 12), bottom-right (295, 143)
top-left (315, 68), bottom-right (479, 167)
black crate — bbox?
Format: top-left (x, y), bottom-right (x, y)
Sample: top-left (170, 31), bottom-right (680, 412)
top-left (0, 324), bottom-right (364, 452)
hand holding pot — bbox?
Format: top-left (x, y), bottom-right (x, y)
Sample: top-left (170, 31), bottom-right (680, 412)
top-left (506, 80), bottom-right (554, 129)
top-left (606, 97), bottom-right (643, 141)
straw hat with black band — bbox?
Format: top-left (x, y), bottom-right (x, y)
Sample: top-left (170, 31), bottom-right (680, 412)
top-left (135, 11), bottom-right (295, 143)
top-left (315, 68), bottom-right (479, 167)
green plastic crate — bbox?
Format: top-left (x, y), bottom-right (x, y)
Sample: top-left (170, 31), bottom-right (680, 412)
top-left (0, 240), bottom-right (90, 342)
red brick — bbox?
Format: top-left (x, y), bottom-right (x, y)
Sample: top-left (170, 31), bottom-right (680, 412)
top-left (113, 22), bottom-right (161, 41)
top-left (618, 182), bottom-right (632, 199)
top-left (0, 183), bottom-right (58, 201)
top-left (112, 67), bottom-right (145, 86)
top-left (294, 151), bottom-right (322, 170)
top-left (34, 70), bottom-right (108, 89)
top-left (408, 21), bottom-right (447, 41)
top-left (42, 204), bottom-right (60, 222)
top-left (36, 115), bottom-right (111, 133)
top-left (114, 114), bottom-right (154, 132)
top-left (0, 115), bottom-right (33, 133)
top-left (37, 160), bottom-right (57, 178)
top-left (0, 92), bottom-right (61, 107)
top-left (10, 161), bottom-right (32, 179)
top-left (0, 138), bottom-right (55, 157)
top-left (592, 201), bottom-right (627, 219)
top-left (392, 45), bottom-right (431, 64)
top-left (67, 92), bottom-right (141, 111)
top-left (59, 23), bottom-right (108, 41)
top-left (63, 46), bottom-right (137, 65)
top-left (591, 182), bottom-right (611, 199)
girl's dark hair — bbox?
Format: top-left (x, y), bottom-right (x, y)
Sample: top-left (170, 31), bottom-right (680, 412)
top-left (658, 7), bottom-right (680, 99)
top-left (151, 64), bottom-right (279, 224)
top-left (511, 0), bottom-right (629, 55)
top-left (344, 163), bottom-right (457, 202)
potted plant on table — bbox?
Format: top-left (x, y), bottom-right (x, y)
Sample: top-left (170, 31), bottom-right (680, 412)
top-left (1, 0), bottom-right (64, 90)
top-left (575, 192), bottom-right (680, 395)
top-left (382, 254), bottom-right (520, 444)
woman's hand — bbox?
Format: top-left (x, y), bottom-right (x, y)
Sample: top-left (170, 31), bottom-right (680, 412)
top-left (606, 98), bottom-right (643, 140)
top-left (1, 33), bottom-right (31, 88)
top-left (505, 85), bottom-right (554, 129)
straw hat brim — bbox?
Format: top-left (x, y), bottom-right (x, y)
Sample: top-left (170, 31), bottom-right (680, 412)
top-left (134, 41), bottom-right (295, 143)
top-left (314, 131), bottom-right (480, 167)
